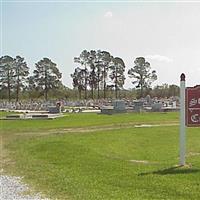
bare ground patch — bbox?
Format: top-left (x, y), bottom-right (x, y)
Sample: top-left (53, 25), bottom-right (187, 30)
top-left (129, 159), bottom-right (158, 165)
top-left (13, 122), bottom-right (179, 137)
top-left (187, 152), bottom-right (200, 157)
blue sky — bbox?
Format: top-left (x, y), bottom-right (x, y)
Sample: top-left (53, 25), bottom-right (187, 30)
top-left (1, 1), bottom-right (200, 89)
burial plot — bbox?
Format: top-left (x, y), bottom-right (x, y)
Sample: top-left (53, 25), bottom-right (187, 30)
top-left (113, 100), bottom-right (126, 113)
top-left (133, 101), bottom-right (144, 112)
top-left (151, 103), bottom-right (163, 112)
top-left (100, 100), bottom-right (126, 114)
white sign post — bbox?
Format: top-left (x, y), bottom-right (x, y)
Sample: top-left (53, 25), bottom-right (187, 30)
top-left (180, 73), bottom-right (186, 166)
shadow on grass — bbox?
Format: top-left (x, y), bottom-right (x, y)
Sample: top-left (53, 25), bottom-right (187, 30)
top-left (139, 166), bottom-right (200, 176)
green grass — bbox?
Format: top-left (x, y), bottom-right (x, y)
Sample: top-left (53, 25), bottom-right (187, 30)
top-left (1, 112), bottom-right (178, 134)
top-left (0, 111), bottom-right (18, 117)
top-left (1, 111), bottom-right (200, 200)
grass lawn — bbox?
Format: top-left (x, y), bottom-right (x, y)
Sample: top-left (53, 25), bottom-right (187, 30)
top-left (1, 112), bottom-right (178, 134)
top-left (0, 110), bottom-right (19, 117)
top-left (1, 112), bottom-right (200, 199)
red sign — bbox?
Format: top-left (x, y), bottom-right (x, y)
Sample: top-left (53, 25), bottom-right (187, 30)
top-left (186, 85), bottom-right (200, 126)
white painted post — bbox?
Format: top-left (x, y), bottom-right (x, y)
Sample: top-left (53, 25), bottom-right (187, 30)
top-left (180, 73), bottom-right (186, 166)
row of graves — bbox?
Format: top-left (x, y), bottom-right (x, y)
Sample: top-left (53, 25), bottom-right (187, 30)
top-left (0, 96), bottom-right (179, 119)
top-left (0, 101), bottom-right (63, 120)
top-left (100, 95), bottom-right (179, 114)
top-left (0, 100), bottom-right (63, 112)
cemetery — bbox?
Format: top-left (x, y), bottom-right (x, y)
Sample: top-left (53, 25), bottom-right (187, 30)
top-left (1, 84), bottom-right (200, 200)
top-left (1, 2), bottom-right (200, 200)
top-left (0, 95), bottom-right (179, 117)
top-left (0, 101), bottom-right (64, 120)
top-left (0, 69), bottom-right (199, 200)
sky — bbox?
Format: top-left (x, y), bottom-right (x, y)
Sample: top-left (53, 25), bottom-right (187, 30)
top-left (1, 0), bottom-right (200, 89)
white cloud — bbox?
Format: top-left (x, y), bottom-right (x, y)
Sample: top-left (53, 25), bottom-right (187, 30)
top-left (104, 11), bottom-right (113, 18)
top-left (145, 54), bottom-right (173, 63)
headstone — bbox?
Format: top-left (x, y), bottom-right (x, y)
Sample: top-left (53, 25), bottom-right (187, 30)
top-left (100, 106), bottom-right (114, 115)
top-left (145, 95), bottom-right (153, 106)
top-left (6, 114), bottom-right (24, 119)
top-left (133, 101), bottom-right (144, 112)
top-left (32, 114), bottom-right (49, 119)
top-left (48, 106), bottom-right (60, 114)
top-left (172, 101), bottom-right (176, 108)
top-left (113, 100), bottom-right (126, 113)
top-left (48, 102), bottom-right (62, 113)
top-left (151, 103), bottom-right (162, 112)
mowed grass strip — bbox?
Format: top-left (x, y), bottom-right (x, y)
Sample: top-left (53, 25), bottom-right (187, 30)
top-left (1, 112), bottom-right (179, 134)
top-left (6, 125), bottom-right (200, 200)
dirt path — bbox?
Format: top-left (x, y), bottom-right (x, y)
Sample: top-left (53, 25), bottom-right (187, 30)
top-left (13, 122), bottom-right (179, 137)
top-left (49, 122), bottom-right (179, 134)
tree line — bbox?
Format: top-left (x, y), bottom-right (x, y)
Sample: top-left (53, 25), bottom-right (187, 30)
top-left (0, 56), bottom-right (63, 101)
top-left (0, 52), bottom-right (179, 102)
top-left (71, 50), bottom-right (126, 99)
top-left (71, 50), bottom-right (157, 99)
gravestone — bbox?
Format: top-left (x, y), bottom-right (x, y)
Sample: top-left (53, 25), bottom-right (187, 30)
top-left (172, 101), bottom-right (176, 108)
top-left (113, 100), bottom-right (126, 113)
top-left (133, 101), bottom-right (144, 112)
top-left (48, 102), bottom-right (62, 113)
top-left (48, 106), bottom-right (60, 114)
top-left (32, 114), bottom-right (49, 119)
top-left (6, 114), bottom-right (24, 119)
top-left (100, 106), bottom-right (114, 115)
top-left (145, 95), bottom-right (153, 106)
top-left (151, 103), bottom-right (163, 112)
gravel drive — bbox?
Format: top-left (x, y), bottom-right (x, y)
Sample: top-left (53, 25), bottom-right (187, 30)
top-left (0, 174), bottom-right (49, 200)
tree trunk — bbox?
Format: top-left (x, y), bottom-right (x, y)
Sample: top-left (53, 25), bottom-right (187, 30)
top-left (97, 69), bottom-right (100, 99)
top-left (140, 75), bottom-right (144, 98)
top-left (16, 71), bottom-right (19, 102)
top-left (91, 85), bottom-right (94, 99)
top-left (84, 65), bottom-right (87, 100)
top-left (103, 82), bottom-right (106, 99)
top-left (7, 70), bottom-right (11, 102)
top-left (45, 71), bottom-right (48, 101)
top-left (140, 86), bottom-right (143, 98)
top-left (45, 90), bottom-right (47, 101)
top-left (103, 66), bottom-right (106, 99)
top-left (115, 68), bottom-right (117, 99)
top-left (79, 89), bottom-right (81, 99)
top-left (115, 85), bottom-right (117, 99)
top-left (97, 83), bottom-right (100, 99)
